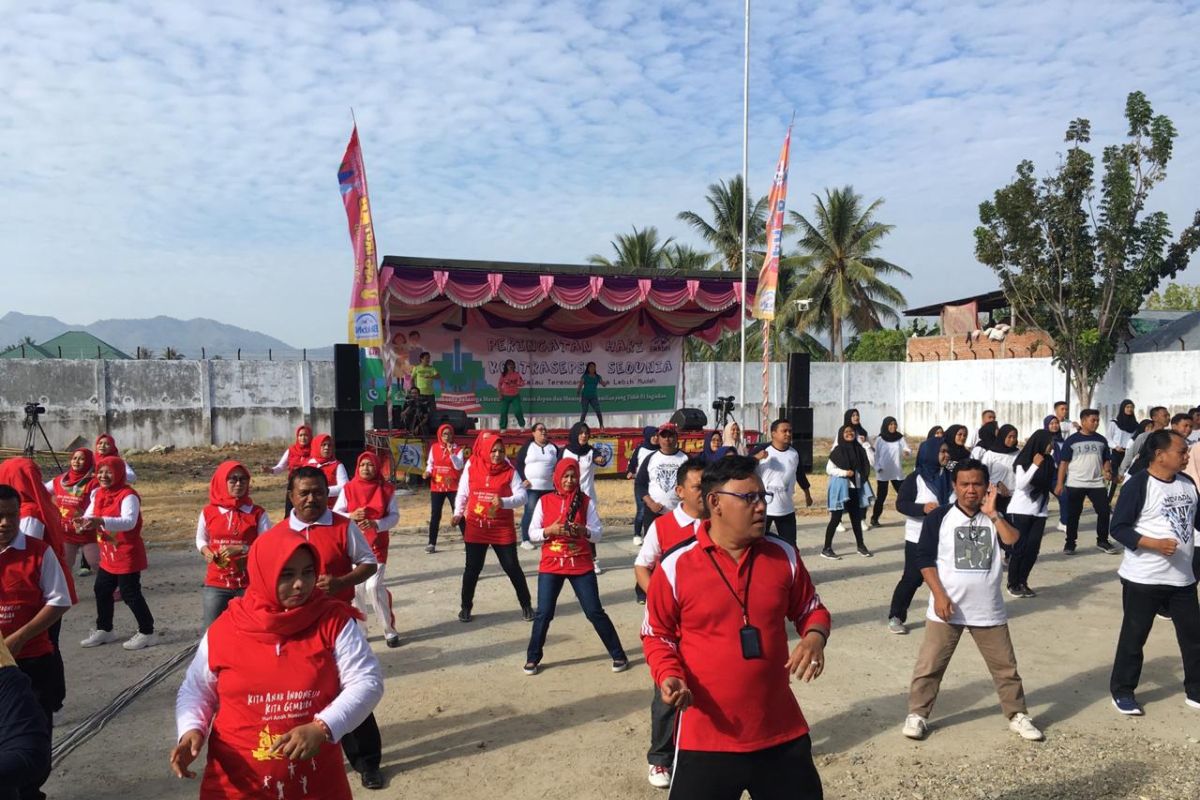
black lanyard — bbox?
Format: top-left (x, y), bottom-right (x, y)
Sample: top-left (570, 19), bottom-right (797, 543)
top-left (704, 546), bottom-right (756, 625)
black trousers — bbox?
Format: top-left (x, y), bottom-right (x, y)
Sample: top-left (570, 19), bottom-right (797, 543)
top-left (824, 488), bottom-right (864, 550)
top-left (871, 480), bottom-right (903, 522)
top-left (428, 491), bottom-right (464, 546)
top-left (47, 619), bottom-right (65, 712)
top-left (1007, 514), bottom-right (1047, 590)
top-left (888, 541), bottom-right (924, 623)
top-left (17, 653), bottom-right (56, 800)
top-left (671, 735), bottom-right (823, 799)
top-left (765, 513), bottom-right (798, 547)
top-left (461, 542), bottom-right (531, 611)
top-left (341, 712), bottom-right (382, 772)
top-left (94, 568), bottom-right (154, 634)
top-left (1110, 579), bottom-right (1200, 702)
top-left (647, 688), bottom-right (676, 767)
top-left (1065, 486), bottom-right (1112, 547)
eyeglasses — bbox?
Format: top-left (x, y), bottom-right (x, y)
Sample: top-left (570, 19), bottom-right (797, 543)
top-left (227, 475), bottom-right (249, 483)
top-left (711, 490), bottom-right (773, 506)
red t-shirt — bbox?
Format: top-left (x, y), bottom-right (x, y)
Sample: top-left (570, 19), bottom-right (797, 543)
top-left (642, 521), bottom-right (831, 753)
top-left (536, 492), bottom-right (593, 575)
top-left (201, 505), bottom-right (267, 589)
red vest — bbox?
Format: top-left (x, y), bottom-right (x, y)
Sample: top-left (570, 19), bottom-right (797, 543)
top-left (200, 613), bottom-right (352, 800)
top-left (536, 492), bottom-right (593, 575)
top-left (0, 536), bottom-right (55, 658)
top-left (464, 464), bottom-right (516, 546)
top-left (428, 445), bottom-right (463, 493)
top-left (94, 487), bottom-right (147, 574)
top-left (339, 481), bottom-right (392, 565)
top-left (654, 511), bottom-right (698, 554)
top-left (270, 518), bottom-right (355, 602)
top-left (51, 474), bottom-right (96, 545)
top-left (313, 461), bottom-right (341, 508)
top-left (202, 505), bottom-right (266, 589)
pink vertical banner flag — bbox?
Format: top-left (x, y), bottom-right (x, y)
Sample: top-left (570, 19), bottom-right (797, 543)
top-left (338, 125), bottom-right (385, 349)
top-left (752, 125), bottom-right (792, 321)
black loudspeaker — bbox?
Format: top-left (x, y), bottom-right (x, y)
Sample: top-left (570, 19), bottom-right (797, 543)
top-left (372, 405), bottom-right (390, 430)
top-left (334, 343), bottom-right (361, 410)
top-left (431, 408), bottom-right (476, 435)
top-left (787, 353), bottom-right (811, 409)
top-left (787, 406), bottom-right (814, 439)
top-left (332, 409), bottom-right (365, 450)
top-left (670, 407), bottom-right (708, 431)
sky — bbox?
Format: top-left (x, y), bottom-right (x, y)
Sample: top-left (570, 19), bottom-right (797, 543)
top-left (3, 0), bottom-right (1199, 348)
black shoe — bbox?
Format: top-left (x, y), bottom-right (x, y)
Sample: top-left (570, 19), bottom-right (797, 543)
top-left (522, 605), bottom-right (535, 622)
top-left (1021, 585), bottom-right (1037, 598)
top-left (361, 769), bottom-right (385, 790)
top-left (458, 608), bottom-right (473, 623)
top-left (1097, 541), bottom-right (1120, 555)
top-left (1063, 545), bottom-right (1076, 555)
top-left (385, 634), bottom-right (402, 648)
top-left (869, 517), bottom-right (881, 528)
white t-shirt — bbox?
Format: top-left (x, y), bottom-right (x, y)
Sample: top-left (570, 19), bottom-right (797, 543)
top-left (902, 476), bottom-right (955, 544)
top-left (917, 504), bottom-right (1006, 627)
top-left (639, 451), bottom-right (691, 511)
top-left (873, 437), bottom-right (911, 482)
top-left (633, 506), bottom-right (699, 568)
top-left (979, 450), bottom-right (1017, 494)
top-left (758, 446), bottom-right (801, 516)
top-left (517, 442), bottom-right (558, 491)
top-left (562, 448), bottom-right (601, 502)
top-left (1007, 463), bottom-right (1051, 517)
top-left (1115, 472), bottom-right (1199, 587)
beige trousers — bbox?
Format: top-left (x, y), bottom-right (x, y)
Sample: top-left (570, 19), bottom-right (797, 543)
top-left (908, 619), bottom-right (1027, 719)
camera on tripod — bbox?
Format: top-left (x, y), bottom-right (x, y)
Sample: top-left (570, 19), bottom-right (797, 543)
top-left (24, 402), bottom-right (46, 422)
top-left (712, 396), bottom-right (735, 414)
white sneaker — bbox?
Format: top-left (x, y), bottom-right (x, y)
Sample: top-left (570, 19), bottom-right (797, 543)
top-left (1056, 522), bottom-right (1067, 533)
top-left (1008, 712), bottom-right (1044, 741)
top-left (902, 713), bottom-right (928, 740)
top-left (80, 629), bottom-right (120, 648)
top-left (593, 563), bottom-right (604, 575)
top-left (836, 523), bottom-right (847, 533)
top-left (647, 764), bottom-right (671, 789)
top-left (519, 541), bottom-right (535, 551)
top-left (887, 617), bottom-right (907, 635)
top-left (633, 535), bottom-right (644, 546)
top-left (122, 631), bottom-right (158, 651)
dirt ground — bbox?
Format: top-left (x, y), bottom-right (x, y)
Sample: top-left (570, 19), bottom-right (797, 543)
top-left (37, 444), bottom-right (1200, 799)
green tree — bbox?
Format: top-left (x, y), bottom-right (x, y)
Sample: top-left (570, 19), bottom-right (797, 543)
top-left (781, 187), bottom-right (910, 361)
top-left (844, 329), bottom-right (907, 361)
top-left (677, 175), bottom-right (769, 271)
top-left (662, 244), bottom-right (713, 271)
top-left (1145, 282), bottom-right (1200, 311)
top-left (587, 226), bottom-right (673, 269)
top-left (975, 91), bottom-right (1200, 406)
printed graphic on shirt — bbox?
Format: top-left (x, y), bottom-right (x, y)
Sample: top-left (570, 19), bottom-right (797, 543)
top-left (1070, 441), bottom-right (1107, 458)
top-left (651, 463), bottom-right (679, 497)
top-left (251, 727), bottom-right (286, 761)
top-left (954, 525), bottom-right (993, 571)
top-left (1163, 494), bottom-right (1195, 544)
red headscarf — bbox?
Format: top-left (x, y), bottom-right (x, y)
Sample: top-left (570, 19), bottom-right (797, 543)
top-left (209, 460), bottom-right (253, 510)
top-left (94, 434), bottom-right (119, 457)
top-left (549, 459), bottom-right (586, 525)
top-left (342, 452), bottom-right (394, 519)
top-left (224, 530), bottom-right (360, 644)
top-left (63, 448), bottom-right (95, 488)
top-left (0, 458), bottom-right (77, 602)
top-left (92, 456), bottom-right (138, 516)
top-left (287, 425), bottom-right (312, 470)
top-left (308, 434), bottom-right (336, 466)
top-left (469, 432), bottom-right (512, 478)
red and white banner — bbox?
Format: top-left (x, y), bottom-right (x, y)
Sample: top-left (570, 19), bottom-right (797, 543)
top-left (752, 125), bottom-right (792, 321)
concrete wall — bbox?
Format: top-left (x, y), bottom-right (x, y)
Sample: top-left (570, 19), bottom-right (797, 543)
top-left (0, 359), bottom-right (334, 451)
top-left (2, 352), bottom-right (1196, 450)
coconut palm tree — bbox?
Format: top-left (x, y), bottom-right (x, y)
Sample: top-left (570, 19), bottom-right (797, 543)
top-left (662, 244), bottom-right (713, 271)
top-left (677, 175), bottom-right (769, 271)
top-left (782, 187), bottom-right (910, 361)
top-left (588, 226), bottom-right (674, 269)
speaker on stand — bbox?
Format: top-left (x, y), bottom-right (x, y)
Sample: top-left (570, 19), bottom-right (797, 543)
top-left (669, 407), bottom-right (708, 432)
top-left (786, 352), bottom-right (813, 473)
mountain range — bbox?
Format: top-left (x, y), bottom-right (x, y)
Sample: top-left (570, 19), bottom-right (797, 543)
top-left (0, 311), bottom-right (334, 360)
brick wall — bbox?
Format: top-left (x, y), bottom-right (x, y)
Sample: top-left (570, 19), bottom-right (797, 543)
top-left (906, 330), bottom-right (1054, 362)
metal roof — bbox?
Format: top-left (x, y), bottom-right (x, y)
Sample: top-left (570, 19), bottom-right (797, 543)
top-left (904, 289), bottom-right (1009, 317)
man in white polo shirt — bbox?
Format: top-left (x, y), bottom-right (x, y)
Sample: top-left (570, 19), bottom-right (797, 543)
top-left (753, 418), bottom-right (813, 547)
top-left (1108, 429), bottom-right (1200, 715)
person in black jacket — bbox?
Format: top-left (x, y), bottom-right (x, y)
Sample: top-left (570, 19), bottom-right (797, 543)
top-left (0, 638), bottom-right (51, 800)
top-left (887, 437), bottom-right (952, 634)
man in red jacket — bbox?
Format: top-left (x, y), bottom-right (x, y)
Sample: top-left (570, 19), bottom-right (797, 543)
top-left (642, 456), bottom-right (830, 798)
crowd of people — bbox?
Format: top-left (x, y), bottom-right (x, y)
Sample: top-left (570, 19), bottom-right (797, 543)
top-left (3, 397), bottom-right (1200, 799)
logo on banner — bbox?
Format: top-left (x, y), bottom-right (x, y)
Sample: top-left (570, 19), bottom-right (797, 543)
top-left (354, 312), bottom-right (381, 340)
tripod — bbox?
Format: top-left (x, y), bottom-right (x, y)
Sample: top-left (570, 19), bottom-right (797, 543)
top-left (23, 407), bottom-right (63, 473)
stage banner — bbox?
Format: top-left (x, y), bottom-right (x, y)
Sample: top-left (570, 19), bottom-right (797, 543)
top-left (337, 125), bottom-right (388, 410)
top-left (752, 124), bottom-right (792, 321)
top-left (387, 322), bottom-right (681, 416)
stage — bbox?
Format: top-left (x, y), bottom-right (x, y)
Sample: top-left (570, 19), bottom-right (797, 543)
top-left (367, 426), bottom-right (761, 480)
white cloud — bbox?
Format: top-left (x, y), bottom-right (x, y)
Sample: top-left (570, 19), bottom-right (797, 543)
top-left (1, 0), bottom-right (1198, 346)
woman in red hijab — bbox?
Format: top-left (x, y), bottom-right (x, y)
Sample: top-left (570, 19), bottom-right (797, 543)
top-left (334, 453), bottom-right (400, 648)
top-left (77, 456), bottom-right (157, 651)
top-left (423, 423), bottom-right (466, 554)
top-left (46, 448), bottom-right (100, 576)
top-left (197, 461), bottom-right (271, 627)
top-left (172, 530), bottom-right (383, 799)
top-left (451, 432), bottom-right (532, 622)
top-left (94, 434), bottom-right (137, 483)
top-left (306, 434), bottom-right (348, 508)
top-left (522, 460), bottom-right (627, 675)
top-left (265, 425), bottom-right (313, 515)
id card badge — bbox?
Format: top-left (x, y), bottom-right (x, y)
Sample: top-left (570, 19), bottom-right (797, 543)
top-left (739, 624), bottom-right (763, 660)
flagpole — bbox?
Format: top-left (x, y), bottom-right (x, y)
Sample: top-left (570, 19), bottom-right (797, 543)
top-left (739, 0), bottom-right (750, 412)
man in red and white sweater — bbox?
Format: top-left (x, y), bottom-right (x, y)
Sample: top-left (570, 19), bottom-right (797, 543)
top-left (642, 456), bottom-right (830, 799)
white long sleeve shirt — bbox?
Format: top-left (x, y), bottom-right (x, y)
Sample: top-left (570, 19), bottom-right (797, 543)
top-left (82, 491), bottom-right (140, 531)
top-left (527, 499), bottom-right (603, 544)
top-left (175, 620), bottom-right (384, 743)
top-left (633, 506), bottom-right (699, 568)
top-left (872, 437), bottom-right (911, 482)
top-left (452, 462), bottom-right (528, 516)
top-left (424, 445), bottom-right (465, 476)
top-left (0, 531), bottom-right (72, 608)
top-left (194, 505), bottom-right (272, 552)
top-left (332, 492), bottom-right (400, 532)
